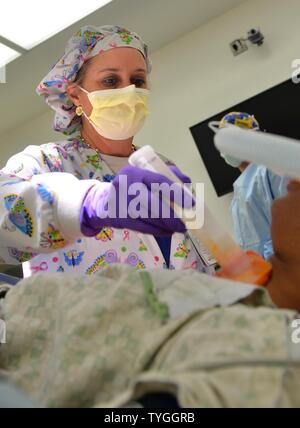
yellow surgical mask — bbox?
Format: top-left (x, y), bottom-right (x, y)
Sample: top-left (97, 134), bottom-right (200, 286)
top-left (78, 84), bottom-right (150, 140)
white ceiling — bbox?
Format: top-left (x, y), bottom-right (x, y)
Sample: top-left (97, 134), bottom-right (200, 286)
top-left (0, 0), bottom-right (246, 137)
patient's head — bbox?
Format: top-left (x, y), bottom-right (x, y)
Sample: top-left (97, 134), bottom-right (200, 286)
top-left (219, 111), bottom-right (260, 171)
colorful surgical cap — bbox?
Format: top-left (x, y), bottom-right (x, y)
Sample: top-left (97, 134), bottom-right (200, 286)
top-left (219, 112), bottom-right (260, 131)
top-left (219, 112), bottom-right (260, 168)
top-left (36, 25), bottom-right (151, 135)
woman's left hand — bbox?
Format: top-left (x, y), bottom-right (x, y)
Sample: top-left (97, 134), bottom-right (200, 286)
top-left (80, 164), bottom-right (194, 237)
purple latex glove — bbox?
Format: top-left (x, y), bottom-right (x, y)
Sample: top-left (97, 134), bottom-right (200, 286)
top-left (80, 164), bottom-right (194, 237)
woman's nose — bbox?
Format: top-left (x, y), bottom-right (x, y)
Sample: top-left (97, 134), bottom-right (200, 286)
top-left (119, 80), bottom-right (133, 88)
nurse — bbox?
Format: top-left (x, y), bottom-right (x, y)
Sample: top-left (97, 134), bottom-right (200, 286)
top-left (0, 25), bottom-right (199, 276)
top-left (219, 112), bottom-right (289, 259)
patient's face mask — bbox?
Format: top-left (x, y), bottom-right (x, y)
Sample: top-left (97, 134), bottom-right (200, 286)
top-left (78, 84), bottom-right (150, 140)
top-left (220, 153), bottom-right (243, 168)
top-left (209, 121), bottom-right (243, 168)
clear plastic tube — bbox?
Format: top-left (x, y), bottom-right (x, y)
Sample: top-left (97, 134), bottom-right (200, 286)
top-left (129, 146), bottom-right (272, 285)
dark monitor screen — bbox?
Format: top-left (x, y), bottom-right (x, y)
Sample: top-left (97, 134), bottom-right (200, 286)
top-left (189, 78), bottom-right (300, 197)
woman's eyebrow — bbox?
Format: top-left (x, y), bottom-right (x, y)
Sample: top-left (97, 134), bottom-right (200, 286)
top-left (134, 68), bottom-right (147, 73)
top-left (96, 67), bottom-right (147, 74)
top-left (97, 68), bottom-right (119, 73)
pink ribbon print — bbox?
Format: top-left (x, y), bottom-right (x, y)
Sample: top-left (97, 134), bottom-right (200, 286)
top-left (31, 261), bottom-right (48, 273)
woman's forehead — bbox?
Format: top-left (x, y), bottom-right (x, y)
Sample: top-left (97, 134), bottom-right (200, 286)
top-left (89, 47), bottom-right (147, 72)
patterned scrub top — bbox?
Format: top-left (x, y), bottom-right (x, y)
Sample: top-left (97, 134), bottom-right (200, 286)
top-left (0, 134), bottom-right (199, 276)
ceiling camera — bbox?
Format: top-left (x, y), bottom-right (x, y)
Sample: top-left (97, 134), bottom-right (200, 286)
top-left (247, 28), bottom-right (264, 46)
top-left (230, 27), bottom-right (265, 56)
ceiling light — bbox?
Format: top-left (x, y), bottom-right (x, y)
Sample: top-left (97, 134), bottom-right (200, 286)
top-left (0, 0), bottom-right (113, 50)
top-left (0, 43), bottom-right (20, 68)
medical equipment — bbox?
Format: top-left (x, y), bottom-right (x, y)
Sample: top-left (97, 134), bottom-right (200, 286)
top-left (214, 125), bottom-right (300, 179)
top-left (247, 28), bottom-right (265, 46)
top-left (129, 146), bottom-right (272, 285)
top-left (0, 272), bottom-right (19, 286)
top-left (230, 28), bottom-right (264, 57)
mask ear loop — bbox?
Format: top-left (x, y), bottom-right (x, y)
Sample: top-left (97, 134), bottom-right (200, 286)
top-left (208, 121), bottom-right (221, 133)
top-left (75, 85), bottom-right (91, 121)
top-left (76, 84), bottom-right (89, 94)
top-left (75, 86), bottom-right (103, 137)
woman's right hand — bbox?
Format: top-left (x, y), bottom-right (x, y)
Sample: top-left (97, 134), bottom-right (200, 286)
top-left (80, 165), bottom-right (194, 237)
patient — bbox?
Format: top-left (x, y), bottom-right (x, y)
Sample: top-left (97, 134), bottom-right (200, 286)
top-left (0, 180), bottom-right (300, 408)
top-left (266, 179), bottom-right (300, 311)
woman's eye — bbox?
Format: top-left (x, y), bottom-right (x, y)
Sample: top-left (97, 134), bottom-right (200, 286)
top-left (100, 75), bottom-right (146, 88)
top-left (102, 77), bottom-right (118, 87)
top-left (131, 78), bottom-right (146, 88)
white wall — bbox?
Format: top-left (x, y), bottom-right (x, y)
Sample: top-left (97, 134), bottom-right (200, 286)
top-left (1, 0), bottom-right (300, 234)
